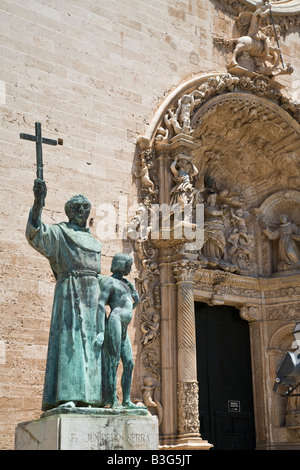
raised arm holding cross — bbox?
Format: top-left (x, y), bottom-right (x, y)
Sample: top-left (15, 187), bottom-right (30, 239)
top-left (20, 122), bottom-right (62, 227)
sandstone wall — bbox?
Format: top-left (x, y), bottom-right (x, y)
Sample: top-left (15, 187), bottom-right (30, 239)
top-left (0, 0), bottom-right (299, 449)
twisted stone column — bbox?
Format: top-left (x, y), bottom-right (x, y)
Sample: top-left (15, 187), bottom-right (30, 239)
top-left (172, 260), bottom-right (212, 449)
top-left (177, 280), bottom-right (198, 385)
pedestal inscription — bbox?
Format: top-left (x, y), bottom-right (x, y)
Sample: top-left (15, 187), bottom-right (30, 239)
top-left (15, 410), bottom-right (159, 450)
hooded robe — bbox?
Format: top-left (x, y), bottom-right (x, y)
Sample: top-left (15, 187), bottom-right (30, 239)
top-left (26, 212), bottom-right (103, 410)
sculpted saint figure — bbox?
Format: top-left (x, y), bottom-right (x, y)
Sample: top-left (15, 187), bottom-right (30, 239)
top-left (98, 253), bottom-right (140, 408)
top-left (202, 192), bottom-right (226, 261)
top-left (26, 179), bottom-right (104, 411)
top-left (175, 94), bottom-right (196, 134)
top-left (170, 156), bottom-right (198, 209)
top-left (247, 1), bottom-right (271, 57)
top-left (229, 1), bottom-right (289, 75)
top-left (263, 214), bottom-right (300, 271)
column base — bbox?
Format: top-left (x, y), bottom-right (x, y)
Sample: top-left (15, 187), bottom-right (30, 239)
top-left (160, 434), bottom-right (213, 450)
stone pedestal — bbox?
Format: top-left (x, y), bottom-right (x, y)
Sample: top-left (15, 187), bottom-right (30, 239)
top-left (15, 407), bottom-right (159, 450)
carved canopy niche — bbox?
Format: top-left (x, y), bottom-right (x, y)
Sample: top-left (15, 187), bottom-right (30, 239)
top-left (191, 93), bottom-right (300, 210)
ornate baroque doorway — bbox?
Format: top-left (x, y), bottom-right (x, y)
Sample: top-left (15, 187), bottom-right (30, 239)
top-left (132, 70), bottom-right (300, 450)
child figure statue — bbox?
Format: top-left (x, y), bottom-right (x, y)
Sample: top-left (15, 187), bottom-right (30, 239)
top-left (96, 253), bottom-right (140, 408)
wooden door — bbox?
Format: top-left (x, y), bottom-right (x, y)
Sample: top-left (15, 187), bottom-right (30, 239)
top-left (195, 303), bottom-right (255, 450)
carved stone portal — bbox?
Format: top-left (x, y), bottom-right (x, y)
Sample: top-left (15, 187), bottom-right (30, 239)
top-left (131, 54), bottom-right (300, 449)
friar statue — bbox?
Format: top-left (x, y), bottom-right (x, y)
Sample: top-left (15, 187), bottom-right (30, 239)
top-left (98, 253), bottom-right (139, 408)
top-left (26, 179), bottom-right (104, 411)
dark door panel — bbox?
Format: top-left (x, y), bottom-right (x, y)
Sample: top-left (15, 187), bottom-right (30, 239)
top-left (215, 412), bottom-right (255, 450)
top-left (195, 303), bottom-right (255, 450)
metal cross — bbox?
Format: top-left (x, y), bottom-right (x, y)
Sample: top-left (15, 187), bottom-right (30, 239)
top-left (20, 122), bottom-right (62, 180)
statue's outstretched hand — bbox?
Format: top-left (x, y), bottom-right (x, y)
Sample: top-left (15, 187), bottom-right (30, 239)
top-left (33, 178), bottom-right (47, 207)
top-left (30, 179), bottom-right (47, 227)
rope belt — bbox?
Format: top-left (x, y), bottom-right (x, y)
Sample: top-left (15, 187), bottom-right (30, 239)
top-left (57, 269), bottom-right (100, 280)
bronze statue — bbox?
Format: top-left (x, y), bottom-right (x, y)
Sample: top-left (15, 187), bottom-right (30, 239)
top-left (98, 253), bottom-right (140, 408)
top-left (26, 179), bottom-right (104, 410)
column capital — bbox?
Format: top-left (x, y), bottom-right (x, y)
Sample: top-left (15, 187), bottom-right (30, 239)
top-left (172, 259), bottom-right (198, 283)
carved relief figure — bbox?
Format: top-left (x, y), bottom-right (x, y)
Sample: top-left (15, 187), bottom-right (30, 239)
top-left (227, 228), bottom-right (241, 263)
top-left (263, 214), bottom-right (300, 271)
top-left (141, 313), bottom-right (160, 346)
top-left (227, 208), bottom-right (254, 271)
top-left (228, 1), bottom-right (293, 76)
top-left (199, 183), bottom-right (255, 274)
top-left (201, 192), bottom-right (226, 262)
top-left (160, 92), bottom-right (204, 141)
top-left (165, 94), bottom-right (197, 136)
top-left (133, 153), bottom-right (155, 195)
top-left (247, 2), bottom-right (271, 56)
top-left (126, 205), bottom-right (150, 242)
top-left (175, 94), bottom-right (196, 135)
top-left (170, 156), bottom-right (198, 215)
top-left (230, 2), bottom-right (276, 68)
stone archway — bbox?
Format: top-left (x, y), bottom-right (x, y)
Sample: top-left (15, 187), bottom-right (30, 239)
top-left (132, 72), bottom-right (300, 450)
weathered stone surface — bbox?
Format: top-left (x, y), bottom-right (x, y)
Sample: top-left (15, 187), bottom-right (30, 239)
top-left (15, 410), bottom-right (159, 450)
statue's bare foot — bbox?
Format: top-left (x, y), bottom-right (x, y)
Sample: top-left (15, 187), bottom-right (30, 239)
top-left (122, 400), bottom-right (140, 409)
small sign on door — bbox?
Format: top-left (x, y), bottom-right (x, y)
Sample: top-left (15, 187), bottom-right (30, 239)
top-left (228, 400), bottom-right (241, 412)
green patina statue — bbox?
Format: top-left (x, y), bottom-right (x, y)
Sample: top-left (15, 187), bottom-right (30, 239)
top-left (98, 254), bottom-right (140, 409)
top-left (26, 179), bottom-right (104, 411)
top-left (26, 179), bottom-right (140, 412)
